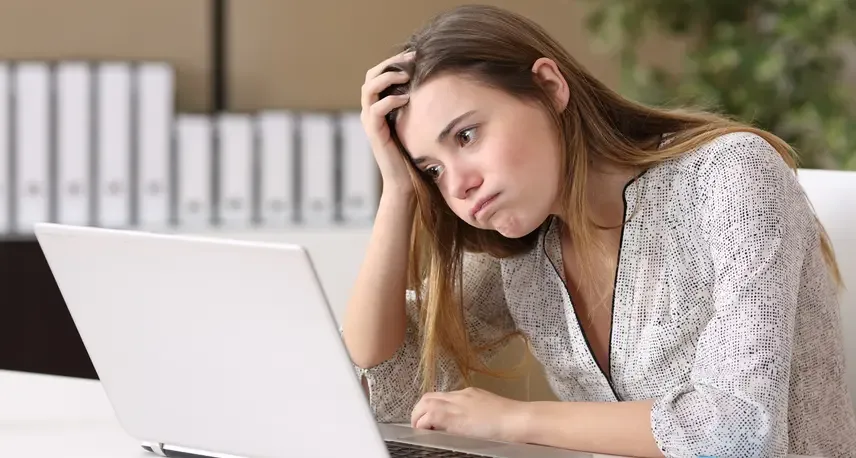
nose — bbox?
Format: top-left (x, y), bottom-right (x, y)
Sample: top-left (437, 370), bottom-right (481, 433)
top-left (447, 164), bottom-right (483, 200)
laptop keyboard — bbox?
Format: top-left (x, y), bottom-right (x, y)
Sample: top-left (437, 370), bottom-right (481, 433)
top-left (385, 440), bottom-right (494, 457)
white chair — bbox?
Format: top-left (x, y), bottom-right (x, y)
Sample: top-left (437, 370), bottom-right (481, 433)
top-left (797, 168), bottom-right (856, 413)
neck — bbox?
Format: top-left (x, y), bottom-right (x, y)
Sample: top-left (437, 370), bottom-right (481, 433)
top-left (585, 161), bottom-right (639, 228)
top-left (551, 134), bottom-right (662, 229)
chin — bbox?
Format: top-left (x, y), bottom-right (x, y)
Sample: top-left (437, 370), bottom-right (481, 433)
top-left (491, 214), bottom-right (541, 239)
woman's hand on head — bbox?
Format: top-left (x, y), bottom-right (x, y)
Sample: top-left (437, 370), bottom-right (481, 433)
top-left (360, 51), bottom-right (415, 196)
top-left (410, 387), bottom-right (531, 444)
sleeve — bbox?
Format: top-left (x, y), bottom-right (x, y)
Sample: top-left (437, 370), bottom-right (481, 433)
top-left (352, 251), bottom-right (516, 423)
top-left (650, 132), bottom-right (810, 457)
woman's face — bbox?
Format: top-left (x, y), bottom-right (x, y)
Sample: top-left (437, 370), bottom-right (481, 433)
top-left (394, 58), bottom-right (569, 239)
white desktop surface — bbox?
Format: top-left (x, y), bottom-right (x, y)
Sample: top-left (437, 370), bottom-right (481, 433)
top-left (0, 369), bottom-right (822, 458)
top-left (0, 370), bottom-right (145, 457)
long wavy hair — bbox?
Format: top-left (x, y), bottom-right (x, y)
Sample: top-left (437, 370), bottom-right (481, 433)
top-left (380, 4), bottom-right (842, 394)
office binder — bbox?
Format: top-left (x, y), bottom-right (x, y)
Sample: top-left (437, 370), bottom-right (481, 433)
top-left (299, 112), bottom-right (336, 226)
top-left (13, 62), bottom-right (51, 234)
top-left (175, 114), bottom-right (213, 229)
top-left (55, 61), bottom-right (92, 227)
top-left (216, 113), bottom-right (253, 227)
top-left (257, 111), bottom-right (295, 227)
top-left (136, 62), bottom-right (174, 229)
top-left (0, 63), bottom-right (9, 234)
top-left (95, 62), bottom-right (132, 228)
top-left (339, 112), bottom-right (379, 224)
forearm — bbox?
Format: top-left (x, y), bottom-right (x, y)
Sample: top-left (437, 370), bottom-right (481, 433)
top-left (518, 400), bottom-right (663, 458)
top-left (342, 191), bottom-right (416, 369)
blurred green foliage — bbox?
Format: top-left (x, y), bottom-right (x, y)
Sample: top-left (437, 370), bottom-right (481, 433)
top-left (585, 0), bottom-right (856, 169)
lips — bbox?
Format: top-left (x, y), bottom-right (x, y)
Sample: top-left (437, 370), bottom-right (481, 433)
top-left (470, 193), bottom-right (499, 221)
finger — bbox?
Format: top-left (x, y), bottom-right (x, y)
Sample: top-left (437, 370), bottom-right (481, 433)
top-left (414, 412), bottom-right (441, 431)
top-left (365, 50), bottom-right (415, 83)
top-left (410, 395), bottom-right (446, 428)
top-left (367, 94), bottom-right (410, 126)
top-left (410, 401), bottom-right (428, 428)
top-left (413, 401), bottom-right (449, 432)
top-left (410, 395), bottom-right (435, 427)
top-left (361, 71), bottom-right (410, 110)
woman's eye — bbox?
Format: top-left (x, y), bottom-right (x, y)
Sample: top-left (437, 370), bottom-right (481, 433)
top-left (456, 127), bottom-right (478, 146)
top-left (424, 165), bottom-right (444, 181)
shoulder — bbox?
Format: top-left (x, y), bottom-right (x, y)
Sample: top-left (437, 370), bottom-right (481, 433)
top-left (667, 131), bottom-right (789, 172)
top-left (700, 131), bottom-right (792, 175)
top-left (664, 131), bottom-right (801, 199)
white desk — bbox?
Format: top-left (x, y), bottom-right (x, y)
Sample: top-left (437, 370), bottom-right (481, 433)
top-left (0, 370), bottom-right (144, 457)
top-left (0, 369), bottom-right (822, 458)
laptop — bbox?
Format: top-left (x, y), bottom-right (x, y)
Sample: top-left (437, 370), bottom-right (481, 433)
top-left (34, 223), bottom-right (593, 458)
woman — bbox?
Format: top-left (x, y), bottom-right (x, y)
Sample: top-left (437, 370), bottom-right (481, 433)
top-left (341, 4), bottom-right (856, 457)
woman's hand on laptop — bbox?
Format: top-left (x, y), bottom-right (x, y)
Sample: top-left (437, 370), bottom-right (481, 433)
top-left (410, 387), bottom-right (530, 443)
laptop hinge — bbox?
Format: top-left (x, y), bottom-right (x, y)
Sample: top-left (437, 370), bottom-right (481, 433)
top-left (150, 443), bottom-right (167, 457)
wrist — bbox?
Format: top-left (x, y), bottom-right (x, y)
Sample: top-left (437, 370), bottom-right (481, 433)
top-left (380, 187), bottom-right (416, 208)
top-left (506, 400), bottom-right (536, 444)
top-left (382, 179), bottom-right (414, 193)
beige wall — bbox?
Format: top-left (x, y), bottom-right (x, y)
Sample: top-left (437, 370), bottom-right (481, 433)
top-left (0, 0), bottom-right (211, 112)
top-left (0, 0), bottom-right (690, 113)
top-left (0, 0), bottom-right (847, 114)
top-left (227, 0), bottom-right (626, 111)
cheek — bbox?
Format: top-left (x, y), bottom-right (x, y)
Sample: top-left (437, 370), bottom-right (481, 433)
top-left (436, 186), bottom-right (471, 220)
top-left (521, 130), bottom-right (562, 184)
top-left (500, 139), bottom-right (554, 183)
top-left (450, 201), bottom-right (472, 221)
top-left (504, 130), bottom-right (563, 215)
top-left (482, 135), bottom-right (527, 176)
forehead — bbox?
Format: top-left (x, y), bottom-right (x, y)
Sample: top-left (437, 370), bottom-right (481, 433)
top-left (396, 74), bottom-right (508, 149)
top-left (406, 74), bottom-right (498, 118)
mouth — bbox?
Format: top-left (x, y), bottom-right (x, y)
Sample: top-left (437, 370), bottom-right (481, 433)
top-left (470, 193), bottom-right (499, 221)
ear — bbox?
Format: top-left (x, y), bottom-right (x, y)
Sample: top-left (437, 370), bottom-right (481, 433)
top-left (531, 57), bottom-right (569, 112)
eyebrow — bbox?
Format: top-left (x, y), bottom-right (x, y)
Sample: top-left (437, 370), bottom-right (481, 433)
top-left (437, 110), bottom-right (476, 143)
top-left (411, 110), bottom-right (477, 166)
